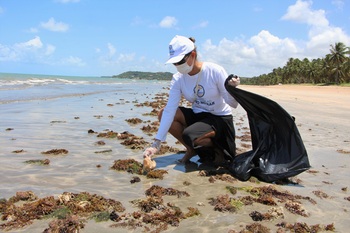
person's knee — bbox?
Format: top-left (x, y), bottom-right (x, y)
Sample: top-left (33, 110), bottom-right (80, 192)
top-left (182, 127), bottom-right (193, 148)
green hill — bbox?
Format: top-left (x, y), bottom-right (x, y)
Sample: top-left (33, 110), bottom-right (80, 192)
top-left (112, 71), bottom-right (173, 80)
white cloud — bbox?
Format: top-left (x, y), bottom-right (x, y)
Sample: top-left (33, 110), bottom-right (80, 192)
top-left (282, 0), bottom-right (329, 27)
top-left (159, 16), bottom-right (177, 28)
top-left (28, 27), bottom-right (39, 33)
top-left (98, 43), bottom-right (135, 67)
top-left (201, 32), bottom-right (300, 76)
top-left (40, 17), bottom-right (69, 32)
top-left (16, 36), bottom-right (43, 49)
top-left (61, 56), bottom-right (85, 66)
top-left (193, 20), bottom-right (209, 29)
top-left (197, 0), bottom-right (350, 77)
top-left (332, 0), bottom-right (345, 10)
top-left (0, 36), bottom-right (48, 62)
top-left (45, 44), bottom-right (56, 56)
top-left (282, 0), bottom-right (350, 57)
top-left (107, 43), bottom-right (116, 57)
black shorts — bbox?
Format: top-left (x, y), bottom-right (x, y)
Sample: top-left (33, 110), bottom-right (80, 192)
top-left (179, 107), bottom-right (236, 157)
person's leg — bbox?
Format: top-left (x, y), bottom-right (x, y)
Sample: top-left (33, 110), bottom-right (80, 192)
top-left (182, 121), bottom-right (217, 163)
top-left (158, 108), bottom-right (196, 162)
top-left (193, 131), bottom-right (215, 147)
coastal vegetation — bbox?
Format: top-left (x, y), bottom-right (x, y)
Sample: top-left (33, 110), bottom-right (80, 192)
top-left (243, 42), bottom-right (350, 85)
top-left (113, 42), bottom-right (350, 86)
top-left (112, 71), bottom-right (173, 80)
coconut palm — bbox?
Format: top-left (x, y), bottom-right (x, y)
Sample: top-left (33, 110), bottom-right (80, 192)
top-left (328, 42), bottom-right (349, 84)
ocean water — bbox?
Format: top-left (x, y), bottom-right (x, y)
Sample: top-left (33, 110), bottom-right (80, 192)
top-left (0, 72), bottom-right (164, 104)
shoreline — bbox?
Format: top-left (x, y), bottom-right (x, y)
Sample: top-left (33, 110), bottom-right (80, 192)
top-left (1, 84), bottom-right (350, 232)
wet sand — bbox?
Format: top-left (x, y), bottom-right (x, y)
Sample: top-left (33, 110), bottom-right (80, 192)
top-left (1, 84), bottom-right (350, 232)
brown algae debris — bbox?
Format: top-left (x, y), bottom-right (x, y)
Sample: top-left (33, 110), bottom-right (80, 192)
top-left (0, 191), bottom-right (126, 231)
top-left (110, 159), bottom-right (143, 175)
top-left (24, 159), bottom-right (50, 165)
top-left (110, 159), bottom-right (169, 179)
top-left (145, 185), bottom-right (190, 199)
top-left (41, 149), bottom-right (68, 155)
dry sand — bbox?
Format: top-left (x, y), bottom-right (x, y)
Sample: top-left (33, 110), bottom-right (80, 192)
top-left (1, 84), bottom-right (350, 232)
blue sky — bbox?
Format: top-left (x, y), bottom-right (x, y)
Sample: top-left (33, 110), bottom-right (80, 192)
top-left (0, 0), bottom-right (349, 77)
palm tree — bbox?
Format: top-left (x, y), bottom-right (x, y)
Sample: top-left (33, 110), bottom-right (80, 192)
top-left (328, 42), bottom-right (349, 84)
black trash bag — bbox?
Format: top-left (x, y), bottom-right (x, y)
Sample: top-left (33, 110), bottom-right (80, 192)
top-left (225, 76), bottom-right (310, 182)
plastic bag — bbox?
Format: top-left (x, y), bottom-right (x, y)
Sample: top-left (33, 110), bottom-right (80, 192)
top-left (225, 78), bottom-right (310, 182)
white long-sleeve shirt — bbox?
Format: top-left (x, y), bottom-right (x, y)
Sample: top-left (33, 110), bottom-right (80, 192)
top-left (155, 62), bottom-right (238, 142)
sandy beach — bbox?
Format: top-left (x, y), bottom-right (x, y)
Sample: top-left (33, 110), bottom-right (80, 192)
top-left (1, 83), bottom-right (350, 232)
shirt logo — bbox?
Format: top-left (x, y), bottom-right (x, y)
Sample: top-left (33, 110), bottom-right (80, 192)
top-left (194, 85), bottom-right (205, 98)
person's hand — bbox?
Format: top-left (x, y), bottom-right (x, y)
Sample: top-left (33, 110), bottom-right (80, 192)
top-left (142, 139), bottom-right (161, 159)
top-left (143, 147), bottom-right (158, 159)
top-left (228, 74), bottom-right (240, 87)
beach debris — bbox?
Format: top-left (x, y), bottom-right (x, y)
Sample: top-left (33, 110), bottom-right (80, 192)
top-left (94, 149), bottom-right (112, 154)
top-left (345, 196), bottom-right (350, 201)
top-left (0, 191), bottom-right (125, 232)
top-left (140, 124), bottom-right (158, 134)
top-left (208, 194), bottom-right (239, 213)
top-left (111, 159), bottom-right (143, 175)
top-left (41, 149), bottom-right (68, 155)
top-left (130, 176), bottom-right (141, 183)
top-left (249, 207), bottom-right (284, 221)
top-left (312, 190), bottom-right (330, 199)
top-left (307, 169), bottom-right (319, 174)
top-left (50, 120), bottom-right (66, 124)
top-left (96, 130), bottom-right (148, 150)
top-left (5, 128), bottom-right (14, 131)
top-left (183, 181), bottom-right (191, 186)
top-left (142, 156), bottom-right (156, 173)
top-left (226, 186), bottom-right (238, 195)
top-left (336, 149), bottom-right (350, 154)
top-left (43, 215), bottom-right (85, 233)
top-left (125, 117), bottom-right (143, 124)
top-left (94, 140), bottom-right (106, 145)
top-left (88, 129), bottom-right (96, 134)
top-left (145, 185), bottom-right (190, 199)
top-left (74, 116), bottom-right (80, 119)
top-left (108, 185), bottom-right (195, 231)
top-left (208, 184), bottom-right (315, 218)
top-left (146, 169), bottom-right (168, 180)
top-left (238, 223), bottom-right (271, 233)
top-left (285, 201), bottom-right (309, 217)
top-left (24, 159), bottom-right (50, 165)
top-left (341, 187), bottom-right (347, 192)
top-left (12, 149), bottom-right (25, 153)
top-left (276, 221), bottom-right (335, 232)
top-left (110, 159), bottom-right (168, 180)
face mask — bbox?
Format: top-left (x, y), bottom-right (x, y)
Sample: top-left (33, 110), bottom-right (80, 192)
top-left (176, 57), bottom-right (194, 74)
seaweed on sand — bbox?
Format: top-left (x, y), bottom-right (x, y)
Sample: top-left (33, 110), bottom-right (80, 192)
top-left (24, 159), bottom-right (50, 165)
top-left (0, 191), bottom-right (125, 231)
top-left (110, 159), bottom-right (169, 180)
top-left (41, 149), bottom-right (68, 155)
top-left (110, 159), bottom-right (143, 175)
top-left (145, 185), bottom-right (190, 199)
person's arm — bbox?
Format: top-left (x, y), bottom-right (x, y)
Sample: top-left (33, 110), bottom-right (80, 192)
top-left (143, 76), bottom-right (182, 158)
top-left (217, 69), bottom-right (239, 108)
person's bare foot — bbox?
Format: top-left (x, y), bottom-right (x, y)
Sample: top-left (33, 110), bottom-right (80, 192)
top-left (178, 149), bottom-right (196, 164)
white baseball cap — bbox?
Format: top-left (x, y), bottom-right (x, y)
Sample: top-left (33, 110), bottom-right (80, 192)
top-left (165, 35), bottom-right (195, 64)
